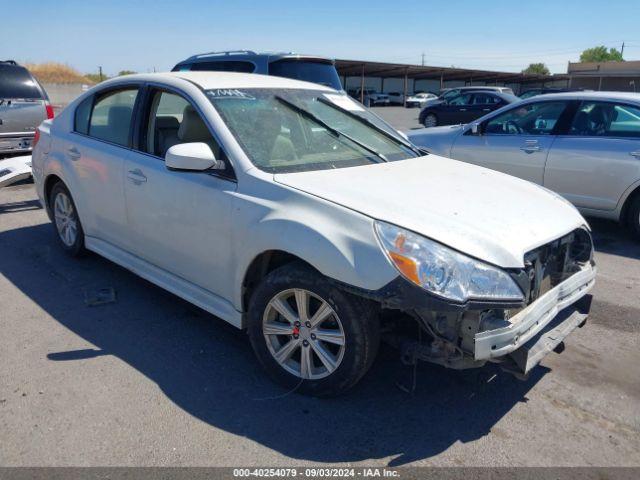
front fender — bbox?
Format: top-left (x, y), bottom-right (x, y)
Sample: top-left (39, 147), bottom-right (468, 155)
top-left (230, 185), bottom-right (398, 312)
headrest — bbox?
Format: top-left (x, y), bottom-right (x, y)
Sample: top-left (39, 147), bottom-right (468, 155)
top-left (178, 105), bottom-right (211, 142)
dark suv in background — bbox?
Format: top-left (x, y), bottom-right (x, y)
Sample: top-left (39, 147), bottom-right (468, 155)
top-left (0, 60), bottom-right (53, 158)
top-left (172, 50), bottom-right (343, 91)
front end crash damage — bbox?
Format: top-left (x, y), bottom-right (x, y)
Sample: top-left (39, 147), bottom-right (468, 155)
top-left (351, 228), bottom-right (596, 378)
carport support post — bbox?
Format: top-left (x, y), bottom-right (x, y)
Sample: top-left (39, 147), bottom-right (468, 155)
top-left (598, 76), bottom-right (603, 91)
top-left (440, 72), bottom-right (444, 91)
top-left (360, 64), bottom-right (365, 104)
top-left (403, 69), bottom-right (408, 107)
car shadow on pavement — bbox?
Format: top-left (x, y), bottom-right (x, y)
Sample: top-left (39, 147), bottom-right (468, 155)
top-left (1, 223), bottom-right (547, 466)
top-left (588, 217), bottom-right (640, 260)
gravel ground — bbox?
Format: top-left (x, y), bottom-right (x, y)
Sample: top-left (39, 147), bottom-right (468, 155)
top-left (0, 128), bottom-right (639, 467)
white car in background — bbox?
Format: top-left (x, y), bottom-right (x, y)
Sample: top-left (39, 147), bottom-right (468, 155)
top-left (32, 72), bottom-right (595, 396)
top-left (405, 92), bottom-right (438, 108)
top-left (407, 91), bottom-right (640, 238)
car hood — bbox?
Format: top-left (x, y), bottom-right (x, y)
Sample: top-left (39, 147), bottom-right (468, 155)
top-left (274, 155), bottom-right (587, 268)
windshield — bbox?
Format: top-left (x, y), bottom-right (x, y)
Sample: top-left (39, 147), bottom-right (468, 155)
top-left (268, 60), bottom-right (342, 91)
top-left (207, 88), bottom-right (419, 173)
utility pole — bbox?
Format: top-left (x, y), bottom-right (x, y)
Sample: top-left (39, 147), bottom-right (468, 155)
top-left (621, 41), bottom-right (625, 58)
top-left (98, 66), bottom-right (103, 82)
top-left (421, 52), bottom-right (425, 66)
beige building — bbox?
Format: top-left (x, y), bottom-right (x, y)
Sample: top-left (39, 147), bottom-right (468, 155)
top-left (568, 61), bottom-right (640, 92)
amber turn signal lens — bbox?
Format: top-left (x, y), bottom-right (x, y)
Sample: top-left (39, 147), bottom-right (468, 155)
top-left (389, 251), bottom-right (420, 285)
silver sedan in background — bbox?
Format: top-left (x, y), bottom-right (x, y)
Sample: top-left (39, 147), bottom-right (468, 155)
top-left (407, 92), bottom-right (640, 238)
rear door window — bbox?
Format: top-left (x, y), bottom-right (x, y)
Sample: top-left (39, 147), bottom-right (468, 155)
top-left (88, 88), bottom-right (139, 146)
top-left (0, 64), bottom-right (43, 99)
top-left (569, 101), bottom-right (640, 138)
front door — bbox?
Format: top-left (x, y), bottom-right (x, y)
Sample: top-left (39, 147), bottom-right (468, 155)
top-left (450, 100), bottom-right (571, 185)
top-left (123, 88), bottom-right (237, 301)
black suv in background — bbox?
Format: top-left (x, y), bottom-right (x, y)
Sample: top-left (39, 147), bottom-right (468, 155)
top-left (0, 60), bottom-right (53, 157)
top-left (172, 50), bottom-right (343, 91)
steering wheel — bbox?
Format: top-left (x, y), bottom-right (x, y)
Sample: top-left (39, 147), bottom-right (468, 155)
top-left (506, 120), bottom-right (523, 134)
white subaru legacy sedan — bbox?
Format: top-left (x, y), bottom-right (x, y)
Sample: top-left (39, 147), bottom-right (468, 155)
top-left (32, 72), bottom-right (596, 396)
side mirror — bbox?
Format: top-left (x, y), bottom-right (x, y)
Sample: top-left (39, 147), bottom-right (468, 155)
top-left (165, 142), bottom-right (225, 171)
top-left (471, 122), bottom-right (481, 135)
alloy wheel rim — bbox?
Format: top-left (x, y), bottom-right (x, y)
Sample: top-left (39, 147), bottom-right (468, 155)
top-left (263, 288), bottom-right (346, 380)
top-left (53, 193), bottom-right (78, 247)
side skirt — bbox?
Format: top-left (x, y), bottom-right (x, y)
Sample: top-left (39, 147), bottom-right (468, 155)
top-left (85, 236), bottom-right (243, 328)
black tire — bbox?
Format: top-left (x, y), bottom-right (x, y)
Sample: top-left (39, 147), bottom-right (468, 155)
top-left (247, 262), bottom-right (380, 397)
top-left (423, 113), bottom-right (438, 128)
top-left (49, 182), bottom-right (85, 256)
top-left (627, 194), bottom-right (640, 239)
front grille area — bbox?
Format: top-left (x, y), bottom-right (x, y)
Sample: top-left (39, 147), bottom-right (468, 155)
top-left (523, 228), bottom-right (593, 304)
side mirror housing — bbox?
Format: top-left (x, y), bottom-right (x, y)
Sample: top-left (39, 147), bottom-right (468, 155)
top-left (471, 122), bottom-right (481, 135)
top-left (165, 142), bottom-right (225, 171)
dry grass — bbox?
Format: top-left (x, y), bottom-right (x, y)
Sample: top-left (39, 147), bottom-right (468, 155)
top-left (24, 62), bottom-right (95, 85)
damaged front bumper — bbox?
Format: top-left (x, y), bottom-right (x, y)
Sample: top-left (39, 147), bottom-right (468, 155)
top-left (475, 262), bottom-right (596, 367)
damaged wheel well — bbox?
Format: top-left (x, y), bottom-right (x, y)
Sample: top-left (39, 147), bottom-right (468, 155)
top-left (242, 250), bottom-right (316, 312)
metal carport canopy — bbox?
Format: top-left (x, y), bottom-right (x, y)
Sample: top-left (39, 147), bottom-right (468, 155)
top-left (334, 59), bottom-right (566, 102)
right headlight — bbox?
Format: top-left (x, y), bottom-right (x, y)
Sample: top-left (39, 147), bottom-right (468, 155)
top-left (374, 221), bottom-right (524, 303)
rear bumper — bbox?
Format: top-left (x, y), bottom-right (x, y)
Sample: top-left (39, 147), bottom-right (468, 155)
top-left (475, 262), bottom-right (596, 363)
top-left (0, 135), bottom-right (34, 155)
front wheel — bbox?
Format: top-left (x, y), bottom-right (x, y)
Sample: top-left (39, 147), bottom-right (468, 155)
top-left (247, 262), bottom-right (380, 396)
top-left (423, 113), bottom-right (438, 128)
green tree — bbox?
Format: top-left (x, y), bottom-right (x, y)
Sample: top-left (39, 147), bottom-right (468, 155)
top-left (117, 70), bottom-right (137, 76)
top-left (522, 63), bottom-right (550, 75)
top-left (579, 46), bottom-right (624, 62)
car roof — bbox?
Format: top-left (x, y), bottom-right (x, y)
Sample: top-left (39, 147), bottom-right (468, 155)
top-left (178, 50), bottom-right (334, 64)
top-left (523, 91), bottom-right (640, 103)
top-left (100, 71), bottom-right (335, 92)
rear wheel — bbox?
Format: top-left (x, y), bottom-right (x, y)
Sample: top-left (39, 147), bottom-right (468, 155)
top-left (627, 194), bottom-right (640, 239)
top-left (247, 262), bottom-right (380, 396)
top-left (49, 182), bottom-right (85, 256)
top-left (423, 113), bottom-right (438, 128)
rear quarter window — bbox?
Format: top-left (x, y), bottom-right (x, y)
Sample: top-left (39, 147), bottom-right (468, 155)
top-left (0, 65), bottom-right (43, 99)
top-left (74, 96), bottom-right (93, 135)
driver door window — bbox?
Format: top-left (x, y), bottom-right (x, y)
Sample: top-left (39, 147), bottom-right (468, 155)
top-left (485, 101), bottom-right (568, 135)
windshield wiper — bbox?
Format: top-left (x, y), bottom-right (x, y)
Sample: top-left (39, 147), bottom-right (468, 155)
top-left (316, 96), bottom-right (424, 157)
top-left (274, 95), bottom-right (388, 163)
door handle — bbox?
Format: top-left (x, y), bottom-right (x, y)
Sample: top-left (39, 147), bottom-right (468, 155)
top-left (459, 108), bottom-right (467, 111)
top-left (520, 140), bottom-right (541, 153)
top-left (67, 146), bottom-right (81, 160)
top-left (630, 151), bottom-right (640, 159)
top-left (482, 108), bottom-right (491, 112)
top-left (127, 168), bottom-right (147, 185)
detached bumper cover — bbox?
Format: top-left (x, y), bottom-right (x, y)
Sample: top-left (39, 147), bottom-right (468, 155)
top-left (0, 155), bottom-right (33, 187)
top-left (475, 262), bottom-right (596, 362)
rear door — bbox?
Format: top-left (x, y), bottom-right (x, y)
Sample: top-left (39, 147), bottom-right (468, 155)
top-left (450, 100), bottom-right (572, 184)
top-left (544, 100), bottom-right (640, 211)
top-left (65, 86), bottom-right (140, 248)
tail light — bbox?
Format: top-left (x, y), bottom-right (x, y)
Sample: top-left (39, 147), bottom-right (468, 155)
top-left (45, 102), bottom-right (54, 119)
top-left (33, 129), bottom-right (40, 148)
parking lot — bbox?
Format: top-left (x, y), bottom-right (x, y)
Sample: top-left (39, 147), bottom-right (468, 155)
top-left (1, 106), bottom-right (639, 466)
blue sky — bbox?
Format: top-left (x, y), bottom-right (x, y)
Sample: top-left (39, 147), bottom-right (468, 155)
top-left (3, 0), bottom-right (640, 76)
